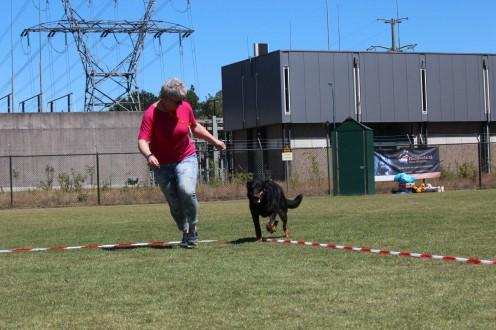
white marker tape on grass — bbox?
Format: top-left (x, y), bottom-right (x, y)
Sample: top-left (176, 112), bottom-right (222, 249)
top-left (263, 238), bottom-right (496, 266)
top-left (0, 240), bottom-right (217, 254)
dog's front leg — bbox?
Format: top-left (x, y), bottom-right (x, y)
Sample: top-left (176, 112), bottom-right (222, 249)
top-left (251, 213), bottom-right (262, 240)
top-left (267, 214), bottom-right (278, 234)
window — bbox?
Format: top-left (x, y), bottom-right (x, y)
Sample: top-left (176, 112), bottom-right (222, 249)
top-left (420, 68), bottom-right (428, 113)
top-left (353, 60), bottom-right (362, 121)
top-left (241, 75), bottom-right (245, 125)
top-left (283, 66), bottom-right (290, 114)
top-left (483, 60), bottom-right (491, 116)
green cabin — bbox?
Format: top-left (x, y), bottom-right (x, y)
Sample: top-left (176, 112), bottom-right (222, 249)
top-left (332, 117), bottom-right (375, 195)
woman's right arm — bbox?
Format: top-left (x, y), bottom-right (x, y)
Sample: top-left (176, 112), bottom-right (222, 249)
top-left (138, 139), bottom-right (160, 168)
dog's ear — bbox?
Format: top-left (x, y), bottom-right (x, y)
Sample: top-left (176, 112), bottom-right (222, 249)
top-left (246, 180), bottom-right (253, 188)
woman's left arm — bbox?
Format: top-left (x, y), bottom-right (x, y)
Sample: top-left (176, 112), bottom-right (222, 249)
top-left (191, 123), bottom-right (226, 150)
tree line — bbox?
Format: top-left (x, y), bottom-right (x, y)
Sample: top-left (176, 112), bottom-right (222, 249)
top-left (111, 85), bottom-right (223, 119)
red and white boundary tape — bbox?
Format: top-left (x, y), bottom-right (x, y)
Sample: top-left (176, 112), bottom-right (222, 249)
top-left (3, 237), bottom-right (495, 266)
top-left (263, 238), bottom-right (496, 266)
top-left (0, 240), bottom-right (217, 254)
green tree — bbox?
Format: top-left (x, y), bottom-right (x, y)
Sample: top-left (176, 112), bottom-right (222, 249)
top-left (198, 91), bottom-right (223, 118)
top-left (186, 85), bottom-right (200, 110)
top-left (110, 90), bottom-right (157, 111)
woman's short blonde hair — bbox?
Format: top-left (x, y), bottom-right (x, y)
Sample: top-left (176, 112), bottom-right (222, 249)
top-left (159, 78), bottom-right (187, 101)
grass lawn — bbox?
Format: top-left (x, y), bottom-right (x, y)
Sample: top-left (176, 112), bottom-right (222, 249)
top-left (0, 190), bottom-right (495, 329)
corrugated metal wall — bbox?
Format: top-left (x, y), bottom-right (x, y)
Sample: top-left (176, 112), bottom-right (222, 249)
top-left (222, 50), bottom-right (496, 131)
top-left (360, 52), bottom-right (422, 122)
top-left (424, 54), bottom-right (485, 122)
top-left (281, 51), bottom-right (356, 125)
top-left (222, 53), bottom-right (283, 131)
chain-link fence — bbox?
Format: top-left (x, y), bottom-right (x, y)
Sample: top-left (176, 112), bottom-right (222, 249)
top-left (1, 141), bottom-right (496, 208)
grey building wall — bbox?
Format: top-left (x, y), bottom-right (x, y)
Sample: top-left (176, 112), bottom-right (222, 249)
top-left (222, 53), bottom-right (283, 130)
top-left (423, 54), bottom-right (487, 122)
top-left (360, 52), bottom-right (422, 122)
top-left (490, 56), bottom-right (496, 118)
top-left (222, 50), bottom-right (496, 132)
top-left (280, 51), bottom-right (356, 125)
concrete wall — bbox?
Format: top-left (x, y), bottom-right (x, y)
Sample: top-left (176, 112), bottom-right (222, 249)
top-left (0, 112), bottom-right (148, 191)
top-left (0, 112), bottom-right (142, 156)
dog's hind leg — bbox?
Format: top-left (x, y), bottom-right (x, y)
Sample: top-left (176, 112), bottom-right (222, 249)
top-left (278, 211), bottom-right (289, 238)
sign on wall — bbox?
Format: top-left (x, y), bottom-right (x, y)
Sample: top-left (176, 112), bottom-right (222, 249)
top-left (374, 147), bottom-right (441, 182)
top-left (282, 144), bottom-right (293, 161)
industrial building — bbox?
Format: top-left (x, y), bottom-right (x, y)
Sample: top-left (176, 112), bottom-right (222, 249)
top-left (221, 49), bottom-right (496, 180)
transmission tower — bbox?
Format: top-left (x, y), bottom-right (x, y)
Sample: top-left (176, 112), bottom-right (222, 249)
top-left (367, 17), bottom-right (417, 52)
top-left (21, 0), bottom-right (194, 111)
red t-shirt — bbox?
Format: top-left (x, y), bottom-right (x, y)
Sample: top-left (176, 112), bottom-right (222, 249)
top-left (138, 101), bottom-right (197, 164)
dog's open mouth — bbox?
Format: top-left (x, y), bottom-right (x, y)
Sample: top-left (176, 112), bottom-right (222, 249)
top-left (255, 190), bottom-right (264, 203)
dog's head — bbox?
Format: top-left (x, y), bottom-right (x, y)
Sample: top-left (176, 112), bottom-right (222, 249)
top-left (246, 179), bottom-right (265, 204)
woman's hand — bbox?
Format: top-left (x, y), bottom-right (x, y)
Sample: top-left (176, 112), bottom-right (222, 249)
top-left (213, 139), bottom-right (226, 151)
top-left (147, 154), bottom-right (160, 169)
top-left (191, 123), bottom-right (226, 151)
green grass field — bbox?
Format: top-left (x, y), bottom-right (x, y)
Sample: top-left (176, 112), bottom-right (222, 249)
top-left (1, 190), bottom-right (495, 329)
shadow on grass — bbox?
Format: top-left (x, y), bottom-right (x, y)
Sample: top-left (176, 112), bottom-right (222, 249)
top-left (229, 237), bottom-right (258, 244)
top-left (101, 236), bottom-right (289, 250)
top-left (229, 236), bottom-right (288, 244)
top-left (101, 244), bottom-right (175, 252)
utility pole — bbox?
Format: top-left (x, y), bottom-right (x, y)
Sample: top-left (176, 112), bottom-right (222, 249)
top-left (367, 17), bottom-right (417, 52)
top-left (325, 0), bottom-right (330, 50)
top-left (22, 0), bottom-right (194, 112)
top-left (10, 0), bottom-right (14, 112)
top-left (38, 0), bottom-right (44, 112)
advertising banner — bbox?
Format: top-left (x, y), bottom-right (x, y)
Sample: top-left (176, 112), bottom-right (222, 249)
top-left (374, 147), bottom-right (441, 182)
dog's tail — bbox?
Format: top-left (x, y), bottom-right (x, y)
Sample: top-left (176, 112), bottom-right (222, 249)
top-left (286, 194), bottom-right (303, 209)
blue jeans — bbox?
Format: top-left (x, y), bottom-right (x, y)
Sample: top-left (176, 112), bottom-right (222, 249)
top-left (154, 154), bottom-right (199, 233)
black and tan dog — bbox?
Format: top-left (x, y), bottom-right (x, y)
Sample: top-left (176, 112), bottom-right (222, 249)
top-left (246, 179), bottom-right (303, 240)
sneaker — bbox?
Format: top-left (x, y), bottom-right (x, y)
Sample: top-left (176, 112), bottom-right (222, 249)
top-left (180, 231), bottom-right (192, 249)
top-left (187, 230), bottom-right (198, 247)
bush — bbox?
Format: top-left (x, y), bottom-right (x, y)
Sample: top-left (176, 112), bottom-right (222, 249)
top-left (57, 169), bottom-right (87, 192)
top-left (229, 171), bottom-right (254, 184)
top-left (38, 165), bottom-right (55, 191)
top-left (457, 162), bottom-right (477, 181)
top-left (440, 166), bottom-right (456, 180)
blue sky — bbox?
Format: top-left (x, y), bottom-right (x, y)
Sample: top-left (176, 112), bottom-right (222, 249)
top-left (1, 0), bottom-right (495, 112)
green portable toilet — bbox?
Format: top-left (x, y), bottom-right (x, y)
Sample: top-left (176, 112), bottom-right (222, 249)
top-left (331, 117), bottom-right (375, 195)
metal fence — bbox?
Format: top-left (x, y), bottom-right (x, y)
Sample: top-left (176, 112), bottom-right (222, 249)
top-left (1, 141), bottom-right (496, 209)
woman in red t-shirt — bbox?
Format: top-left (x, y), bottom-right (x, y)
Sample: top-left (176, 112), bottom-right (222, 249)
top-left (138, 78), bottom-right (226, 248)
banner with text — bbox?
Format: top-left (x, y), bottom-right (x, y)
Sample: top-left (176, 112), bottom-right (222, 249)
top-left (374, 147), bottom-right (441, 182)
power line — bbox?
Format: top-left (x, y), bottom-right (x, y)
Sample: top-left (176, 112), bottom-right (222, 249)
top-left (0, 0), bottom-right (31, 45)
top-left (21, 0), bottom-right (194, 111)
top-left (186, 0), bottom-right (200, 97)
top-left (5, 0), bottom-right (189, 112)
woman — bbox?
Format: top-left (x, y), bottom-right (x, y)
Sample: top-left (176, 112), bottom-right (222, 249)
top-left (138, 78), bottom-right (226, 248)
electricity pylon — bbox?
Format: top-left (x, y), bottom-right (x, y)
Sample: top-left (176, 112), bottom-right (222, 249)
top-left (21, 0), bottom-right (194, 111)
